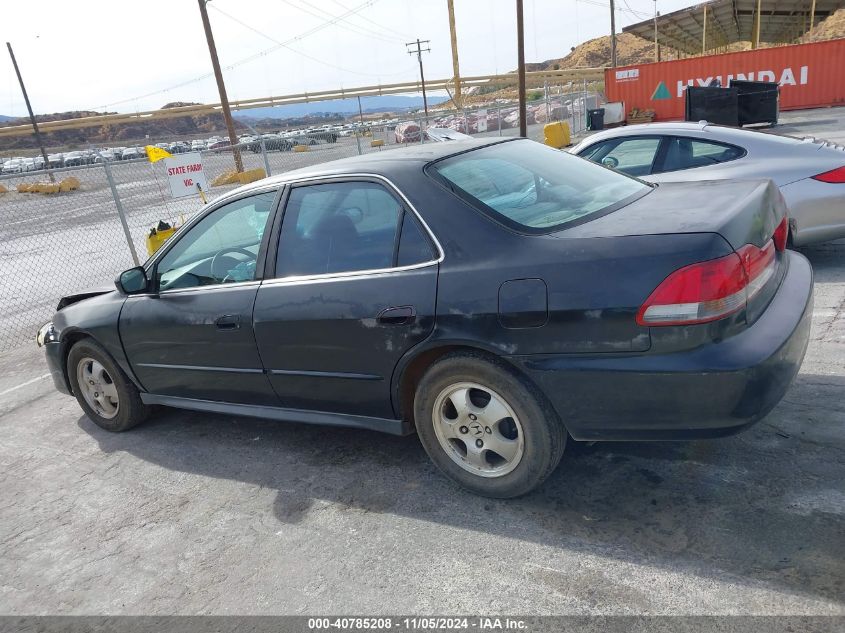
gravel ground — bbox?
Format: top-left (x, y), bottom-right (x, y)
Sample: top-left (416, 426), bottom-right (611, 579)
top-left (0, 110), bottom-right (842, 618)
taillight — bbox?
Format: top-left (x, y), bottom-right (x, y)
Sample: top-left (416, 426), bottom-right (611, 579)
top-left (811, 165), bottom-right (845, 183)
top-left (637, 240), bottom-right (778, 327)
top-left (737, 240), bottom-right (777, 299)
top-left (772, 216), bottom-right (789, 251)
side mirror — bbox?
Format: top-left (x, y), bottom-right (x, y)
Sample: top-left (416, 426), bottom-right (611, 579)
top-left (116, 266), bottom-right (150, 295)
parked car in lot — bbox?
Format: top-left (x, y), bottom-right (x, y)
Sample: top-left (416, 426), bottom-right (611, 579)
top-left (571, 122), bottom-right (845, 246)
top-left (62, 151), bottom-right (86, 167)
top-left (120, 147), bottom-right (144, 161)
top-left (94, 150), bottom-right (117, 163)
top-left (249, 135), bottom-right (292, 153)
top-left (208, 140), bottom-right (233, 153)
top-left (168, 142), bottom-right (190, 154)
top-left (37, 138), bottom-right (812, 498)
top-left (1, 158), bottom-right (24, 174)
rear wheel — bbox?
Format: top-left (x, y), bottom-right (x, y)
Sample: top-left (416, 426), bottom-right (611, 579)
top-left (68, 339), bottom-right (150, 432)
top-left (414, 352), bottom-right (565, 498)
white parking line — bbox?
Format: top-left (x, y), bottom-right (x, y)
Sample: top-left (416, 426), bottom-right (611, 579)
top-left (0, 374), bottom-right (51, 398)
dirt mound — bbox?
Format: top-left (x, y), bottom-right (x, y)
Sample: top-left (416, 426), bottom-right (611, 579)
top-left (542, 32), bottom-right (656, 70)
top-left (805, 7), bottom-right (845, 41)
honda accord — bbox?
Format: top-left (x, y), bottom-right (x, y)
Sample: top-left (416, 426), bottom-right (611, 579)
top-left (37, 138), bottom-right (813, 497)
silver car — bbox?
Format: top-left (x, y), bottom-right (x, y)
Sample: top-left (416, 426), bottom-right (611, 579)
top-left (571, 122), bottom-right (845, 245)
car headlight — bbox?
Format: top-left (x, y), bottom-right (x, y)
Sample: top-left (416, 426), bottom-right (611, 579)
top-left (36, 322), bottom-right (57, 347)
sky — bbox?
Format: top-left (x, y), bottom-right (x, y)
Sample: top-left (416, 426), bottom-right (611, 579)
top-left (0, 0), bottom-right (701, 116)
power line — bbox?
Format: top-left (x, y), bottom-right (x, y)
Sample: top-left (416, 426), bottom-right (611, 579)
top-left (211, 4), bottom-right (415, 78)
top-left (282, 0), bottom-right (406, 44)
top-left (330, 0), bottom-right (414, 41)
top-left (577, 0), bottom-right (650, 20)
top-left (621, 0), bottom-right (651, 19)
top-left (85, 0), bottom-right (379, 110)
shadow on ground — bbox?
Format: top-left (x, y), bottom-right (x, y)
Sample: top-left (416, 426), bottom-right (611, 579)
top-left (80, 369), bottom-right (845, 607)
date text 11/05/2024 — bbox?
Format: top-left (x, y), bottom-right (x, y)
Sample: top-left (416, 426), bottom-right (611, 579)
top-left (307, 617), bottom-right (528, 630)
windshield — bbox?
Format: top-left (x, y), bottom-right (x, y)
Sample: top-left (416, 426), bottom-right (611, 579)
top-left (430, 139), bottom-right (651, 233)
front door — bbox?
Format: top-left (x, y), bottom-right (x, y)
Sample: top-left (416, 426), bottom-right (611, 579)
top-left (253, 179), bottom-right (440, 419)
top-left (121, 190), bottom-right (279, 405)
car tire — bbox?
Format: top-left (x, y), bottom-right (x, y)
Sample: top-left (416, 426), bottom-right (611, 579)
top-left (414, 352), bottom-right (566, 498)
top-left (68, 339), bottom-right (150, 432)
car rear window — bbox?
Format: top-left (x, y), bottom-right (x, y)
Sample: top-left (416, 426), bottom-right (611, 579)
top-left (429, 139), bottom-right (651, 233)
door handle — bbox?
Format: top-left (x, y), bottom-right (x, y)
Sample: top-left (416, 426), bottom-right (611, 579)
top-left (215, 314), bottom-right (240, 330)
top-left (377, 305), bottom-right (416, 326)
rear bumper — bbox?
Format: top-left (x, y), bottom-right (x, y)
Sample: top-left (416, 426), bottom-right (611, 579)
top-left (510, 250), bottom-right (814, 441)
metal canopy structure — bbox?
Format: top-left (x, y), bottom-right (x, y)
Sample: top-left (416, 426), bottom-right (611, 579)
top-left (624, 0), bottom-right (844, 55)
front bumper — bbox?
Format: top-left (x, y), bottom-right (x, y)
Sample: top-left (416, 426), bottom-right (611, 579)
top-left (37, 323), bottom-right (72, 396)
top-left (509, 250), bottom-right (814, 441)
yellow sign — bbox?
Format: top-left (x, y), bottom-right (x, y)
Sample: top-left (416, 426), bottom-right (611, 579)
top-left (145, 145), bottom-right (172, 163)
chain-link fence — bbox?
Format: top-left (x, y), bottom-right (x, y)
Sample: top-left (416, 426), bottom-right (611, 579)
top-left (0, 89), bottom-right (601, 354)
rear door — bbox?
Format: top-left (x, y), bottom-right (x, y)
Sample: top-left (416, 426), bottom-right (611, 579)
top-left (653, 136), bottom-right (746, 175)
top-left (578, 136), bottom-right (664, 177)
top-left (253, 177), bottom-right (440, 419)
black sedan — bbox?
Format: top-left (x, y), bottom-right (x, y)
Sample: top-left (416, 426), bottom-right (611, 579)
top-left (37, 138), bottom-right (813, 497)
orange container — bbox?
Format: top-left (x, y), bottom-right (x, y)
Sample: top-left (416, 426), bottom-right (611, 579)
top-left (605, 38), bottom-right (845, 121)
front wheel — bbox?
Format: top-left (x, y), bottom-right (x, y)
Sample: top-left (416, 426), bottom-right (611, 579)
top-left (68, 339), bottom-right (150, 432)
top-left (414, 353), bottom-right (566, 498)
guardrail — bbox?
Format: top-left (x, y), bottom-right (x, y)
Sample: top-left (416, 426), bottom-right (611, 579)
top-left (0, 69), bottom-right (605, 138)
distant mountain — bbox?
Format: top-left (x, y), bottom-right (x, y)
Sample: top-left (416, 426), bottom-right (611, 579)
top-left (0, 115), bottom-right (15, 122)
top-left (233, 95), bottom-right (449, 121)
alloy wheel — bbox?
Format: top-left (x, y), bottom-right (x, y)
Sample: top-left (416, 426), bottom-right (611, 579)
top-left (432, 381), bottom-right (525, 478)
top-left (76, 357), bottom-right (120, 420)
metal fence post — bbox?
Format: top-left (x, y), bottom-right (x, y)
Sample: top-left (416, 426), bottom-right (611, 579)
top-left (355, 131), bottom-right (362, 155)
top-left (258, 135), bottom-right (272, 177)
top-left (102, 160), bottom-right (140, 266)
top-left (498, 106), bottom-right (502, 136)
top-left (545, 81), bottom-right (551, 122)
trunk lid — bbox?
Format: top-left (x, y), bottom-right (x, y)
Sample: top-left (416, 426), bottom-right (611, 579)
top-left (557, 179), bottom-right (787, 251)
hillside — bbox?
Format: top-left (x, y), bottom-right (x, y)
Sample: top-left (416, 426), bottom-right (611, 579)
top-left (541, 32), bottom-right (656, 70)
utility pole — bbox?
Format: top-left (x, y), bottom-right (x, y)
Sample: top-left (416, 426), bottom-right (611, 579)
top-left (609, 0), bottom-right (618, 67)
top-left (406, 39), bottom-right (431, 118)
top-left (653, 1), bottom-right (659, 62)
top-left (7, 42), bottom-right (54, 182)
top-left (197, 0), bottom-right (243, 172)
top-left (446, 0), bottom-right (462, 109)
top-left (516, 0), bottom-right (527, 138)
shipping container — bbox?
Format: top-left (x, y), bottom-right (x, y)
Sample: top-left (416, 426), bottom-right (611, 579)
top-left (605, 38), bottom-right (845, 121)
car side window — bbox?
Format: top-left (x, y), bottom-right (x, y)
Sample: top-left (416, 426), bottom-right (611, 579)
top-left (657, 137), bottom-right (745, 173)
top-left (155, 191), bottom-right (276, 291)
top-left (276, 181), bottom-right (412, 277)
top-left (397, 212), bottom-right (435, 266)
top-left (581, 137), bottom-right (661, 177)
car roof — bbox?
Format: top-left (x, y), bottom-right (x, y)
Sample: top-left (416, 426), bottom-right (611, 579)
top-left (223, 138), bottom-right (513, 198)
top-left (574, 121), bottom-right (800, 147)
